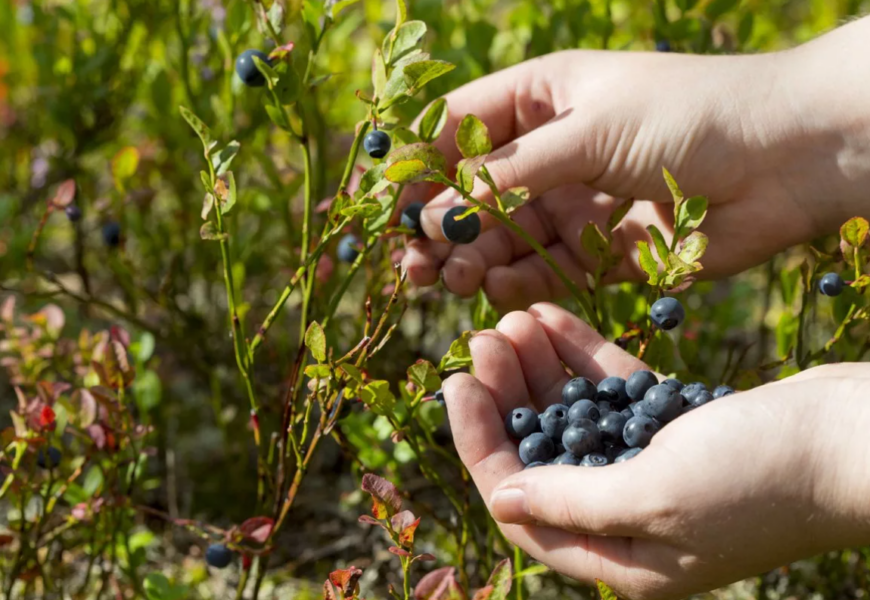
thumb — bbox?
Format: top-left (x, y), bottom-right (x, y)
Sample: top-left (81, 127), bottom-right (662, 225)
top-left (420, 111), bottom-right (595, 241)
top-left (488, 454), bottom-right (657, 537)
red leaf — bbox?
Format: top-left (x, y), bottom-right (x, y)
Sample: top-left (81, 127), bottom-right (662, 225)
top-left (357, 515), bottom-right (387, 529)
top-left (38, 405), bottom-right (56, 429)
top-left (446, 577), bottom-right (468, 600)
top-left (412, 553), bottom-right (436, 563)
top-left (53, 179), bottom-right (76, 207)
top-left (471, 586), bottom-right (494, 600)
top-left (329, 566), bottom-right (363, 596)
top-left (389, 546), bottom-right (411, 557)
top-left (361, 473), bottom-right (402, 519)
top-left (322, 581), bottom-right (338, 600)
top-left (239, 517), bottom-right (274, 544)
top-left (399, 517), bottom-right (421, 548)
top-left (86, 424), bottom-right (106, 449)
top-left (269, 42), bottom-right (296, 61)
top-left (414, 567), bottom-right (455, 600)
top-left (390, 510), bottom-right (416, 533)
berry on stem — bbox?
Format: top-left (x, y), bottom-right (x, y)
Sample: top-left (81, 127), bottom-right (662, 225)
top-left (819, 272), bottom-right (845, 297)
top-left (337, 234), bottom-right (361, 263)
top-left (37, 446), bottom-right (61, 470)
top-left (441, 206), bottom-right (481, 245)
top-left (363, 130), bottom-right (391, 159)
top-left (400, 202), bottom-right (426, 238)
top-left (102, 222), bottom-right (121, 248)
top-left (235, 49), bottom-right (271, 87)
top-left (65, 205), bottom-right (82, 222)
top-left (650, 297), bottom-right (685, 330)
top-left (205, 543), bottom-right (234, 569)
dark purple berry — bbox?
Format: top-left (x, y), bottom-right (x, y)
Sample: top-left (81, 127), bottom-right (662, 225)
top-left (597, 376), bottom-right (628, 408)
top-left (337, 234), bottom-right (361, 263)
top-left (597, 412), bottom-right (627, 444)
top-left (561, 421), bottom-right (601, 457)
top-left (400, 202), bottom-right (426, 238)
top-left (567, 399), bottom-right (600, 425)
top-left (364, 130), bottom-right (392, 159)
top-left (819, 272), bottom-right (845, 297)
top-left (441, 206), bottom-right (481, 245)
top-left (643, 384), bottom-right (682, 422)
top-left (689, 390), bottom-right (714, 407)
top-left (102, 222), bottom-right (121, 247)
top-left (626, 370), bottom-right (658, 402)
top-left (712, 385), bottom-right (735, 398)
top-left (623, 416), bottom-right (658, 448)
top-left (580, 452), bottom-right (609, 467)
top-left (505, 407), bottom-right (538, 440)
top-left (540, 404), bottom-right (570, 441)
top-left (206, 543), bottom-right (234, 568)
top-left (37, 446), bottom-right (61, 469)
top-left (235, 49), bottom-right (271, 87)
top-left (519, 433), bottom-right (555, 465)
top-left (650, 297), bottom-right (685, 330)
top-left (553, 452), bottom-right (581, 466)
top-left (615, 447), bottom-right (643, 463)
top-left (525, 461), bottom-right (548, 469)
top-left (65, 205), bottom-right (82, 222)
top-left (561, 377), bottom-right (597, 405)
top-left (663, 378), bottom-right (684, 392)
top-left (680, 382), bottom-right (707, 405)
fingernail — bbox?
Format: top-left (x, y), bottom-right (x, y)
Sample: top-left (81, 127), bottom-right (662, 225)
top-left (490, 488), bottom-right (531, 523)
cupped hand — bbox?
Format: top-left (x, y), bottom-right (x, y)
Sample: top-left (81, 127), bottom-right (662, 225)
top-left (401, 40), bottom-right (866, 311)
top-left (442, 303), bottom-right (870, 600)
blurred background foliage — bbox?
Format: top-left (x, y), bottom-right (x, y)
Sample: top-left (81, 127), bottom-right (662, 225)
top-left (2, 0), bottom-right (870, 598)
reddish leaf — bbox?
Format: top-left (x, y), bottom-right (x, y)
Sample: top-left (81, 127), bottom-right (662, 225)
top-left (390, 510), bottom-right (416, 533)
top-left (412, 553), bottom-right (436, 563)
top-left (414, 567), bottom-right (455, 600)
top-left (109, 325), bottom-right (131, 348)
top-left (399, 517), bottom-right (421, 548)
top-left (483, 558), bottom-right (512, 600)
top-left (361, 473), bottom-right (402, 519)
top-left (269, 41), bottom-right (296, 61)
top-left (38, 405), bottom-right (56, 429)
top-left (53, 179), bottom-right (76, 207)
top-left (239, 517), bottom-right (274, 544)
top-left (86, 424), bottom-right (106, 449)
top-left (446, 577), bottom-right (468, 600)
top-left (471, 586), bottom-right (494, 600)
top-left (242, 554), bottom-right (253, 571)
top-left (329, 566), bottom-right (363, 596)
top-left (322, 581), bottom-right (338, 600)
top-left (74, 389), bottom-right (97, 427)
top-left (389, 546), bottom-right (411, 557)
top-left (0, 535), bottom-right (13, 548)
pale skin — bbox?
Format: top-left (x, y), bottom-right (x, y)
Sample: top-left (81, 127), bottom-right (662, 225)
top-left (401, 16), bottom-right (870, 600)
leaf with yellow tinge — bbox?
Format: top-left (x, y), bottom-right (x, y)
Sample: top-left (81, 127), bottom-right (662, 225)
top-left (305, 321), bottom-right (327, 362)
top-left (595, 579), bottom-right (620, 600)
top-left (455, 114), bottom-right (492, 158)
top-left (112, 147), bottom-right (139, 192)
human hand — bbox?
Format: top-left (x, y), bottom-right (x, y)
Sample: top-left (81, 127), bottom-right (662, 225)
top-left (402, 18), bottom-right (870, 312)
top-left (442, 303), bottom-right (870, 599)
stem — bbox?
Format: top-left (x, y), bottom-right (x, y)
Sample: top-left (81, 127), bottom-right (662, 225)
top-left (338, 122), bottom-right (371, 194)
top-left (298, 134), bottom-right (315, 345)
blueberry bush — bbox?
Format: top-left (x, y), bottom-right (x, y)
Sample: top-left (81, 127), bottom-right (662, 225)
top-left (3, 0), bottom-right (870, 598)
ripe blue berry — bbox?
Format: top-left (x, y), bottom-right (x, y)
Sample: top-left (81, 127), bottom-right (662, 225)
top-left (400, 202), bottom-right (426, 238)
top-left (363, 130), bottom-right (392, 159)
top-left (525, 461), bottom-right (548, 469)
top-left (235, 49), bottom-right (271, 87)
top-left (206, 543), bottom-right (234, 569)
top-left (603, 442), bottom-right (624, 462)
top-left (505, 407), bottom-right (538, 440)
top-left (819, 272), bottom-right (845, 297)
top-left (689, 389), bottom-right (714, 407)
top-left (561, 377), bottom-right (597, 405)
top-left (620, 407), bottom-right (635, 420)
top-left (337, 234), bottom-right (361, 263)
top-left (102, 222), bottom-right (121, 247)
top-left (655, 40), bottom-right (672, 52)
top-left (680, 382), bottom-right (707, 405)
top-left (37, 446), bottom-right (61, 470)
top-left (553, 452), bottom-right (581, 466)
top-left (441, 206), bottom-right (481, 245)
top-left (597, 400), bottom-right (613, 416)
top-left (626, 370), bottom-right (658, 402)
top-left (596, 412), bottom-right (627, 444)
top-left (614, 447), bottom-right (643, 463)
top-left (65, 205), bottom-right (82, 222)
top-left (567, 399), bottom-right (600, 425)
top-left (561, 421), bottom-right (601, 457)
top-left (630, 401), bottom-right (654, 418)
top-left (597, 376), bottom-right (629, 408)
top-left (712, 385), bottom-right (735, 399)
top-left (434, 389), bottom-right (445, 406)
top-left (650, 297), bottom-right (685, 330)
top-left (519, 433), bottom-right (555, 465)
top-left (643, 384), bottom-right (682, 422)
top-left (580, 452), bottom-right (609, 467)
top-left (663, 378), bottom-right (684, 392)
top-left (540, 404), bottom-right (570, 440)
top-left (623, 416), bottom-right (658, 448)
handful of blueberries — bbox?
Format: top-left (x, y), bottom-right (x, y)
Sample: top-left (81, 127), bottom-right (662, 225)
top-left (507, 371), bottom-right (735, 468)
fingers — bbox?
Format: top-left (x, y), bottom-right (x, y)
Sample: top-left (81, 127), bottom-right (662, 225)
top-left (528, 303), bottom-right (649, 381)
top-left (468, 329), bottom-right (533, 415)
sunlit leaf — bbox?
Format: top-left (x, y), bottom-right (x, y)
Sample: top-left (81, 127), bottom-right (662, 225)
top-left (455, 114), bottom-right (492, 158)
top-left (305, 321), bottom-right (327, 362)
top-left (419, 98), bottom-right (448, 143)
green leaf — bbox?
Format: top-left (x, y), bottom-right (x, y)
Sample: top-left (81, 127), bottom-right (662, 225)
top-left (360, 380), bottom-right (396, 416)
top-left (253, 55), bottom-right (280, 88)
top-left (304, 364), bottom-right (331, 379)
top-left (221, 172), bottom-right (237, 215)
top-left (419, 98), bottom-right (448, 143)
top-left (372, 49), bottom-right (387, 99)
top-left (403, 60), bottom-right (456, 94)
top-left (485, 558), bottom-right (513, 600)
top-left (662, 167), bottom-right (683, 203)
top-left (212, 141), bottom-right (241, 177)
top-left (455, 114), bottom-right (493, 158)
top-left (265, 104), bottom-right (290, 130)
top-left (675, 195), bottom-right (708, 237)
top-left (678, 231), bottom-right (708, 265)
top-left (329, 0), bottom-right (360, 18)
top-left (384, 20), bottom-right (427, 66)
top-left (382, 52), bottom-right (429, 101)
top-left (133, 370), bottom-right (162, 413)
top-left (385, 159), bottom-right (432, 184)
top-left (180, 105), bottom-right (215, 155)
top-left (646, 225), bottom-right (671, 268)
top-left (360, 164), bottom-right (388, 194)
top-left (275, 65), bottom-right (301, 104)
top-left (391, 126), bottom-right (421, 148)
top-left (386, 142), bottom-right (447, 174)
top-left (408, 360), bottom-right (441, 392)
top-left (439, 331), bottom-right (473, 371)
top-left (395, 0), bottom-right (407, 28)
top-left (199, 222), bottom-right (228, 241)
top-left (841, 217), bottom-right (869, 248)
top-left (112, 147), bottom-right (139, 192)
top-left (636, 241), bottom-right (660, 286)
top-left (144, 573), bottom-right (171, 600)
top-left (595, 580), bottom-right (620, 600)
top-left (581, 222), bottom-right (610, 259)
top-left (339, 363), bottom-right (364, 383)
top-left (705, 0), bottom-right (740, 21)
top-left (456, 155), bottom-right (487, 193)
top-left (776, 311), bottom-right (799, 358)
top-left (737, 12), bottom-right (754, 44)
top-left (514, 563), bottom-right (550, 578)
top-left (137, 332), bottom-right (156, 362)
top-left (607, 198), bottom-right (634, 232)
top-left (501, 187), bottom-right (530, 214)
top-left (305, 321), bottom-right (327, 362)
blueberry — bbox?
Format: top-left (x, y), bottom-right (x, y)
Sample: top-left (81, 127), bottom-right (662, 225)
top-left (681, 404), bottom-right (695, 416)
top-left (819, 272), bottom-right (845, 297)
top-left (643, 384), bottom-right (682, 422)
top-left (441, 206), bottom-right (481, 245)
top-left (518, 433), bottom-right (555, 465)
top-left (363, 130), bottom-right (392, 159)
top-left (620, 407), bottom-right (635, 420)
top-left (623, 416), bottom-right (658, 448)
top-left (580, 452), bottom-right (609, 467)
top-left (553, 452), bottom-right (581, 466)
top-left (567, 399), bottom-right (600, 425)
top-left (597, 400), bottom-right (613, 416)
top-left (505, 407), bottom-right (538, 440)
top-left (597, 376), bottom-right (628, 408)
top-left (102, 222), bottom-right (121, 248)
top-left (561, 377), bottom-right (597, 406)
top-left (65, 205), bottom-right (82, 222)
top-left (400, 202), bottom-right (426, 238)
top-left (205, 543), bottom-right (234, 569)
top-left (663, 378), bottom-right (684, 392)
top-left (597, 412), bottom-right (627, 444)
top-left (524, 461), bottom-right (548, 469)
top-left (561, 421), bottom-right (601, 457)
top-left (712, 385), bottom-right (735, 399)
top-left (680, 382), bottom-right (707, 405)
top-left (630, 401), bottom-right (655, 418)
top-left (235, 49), bottom-right (271, 87)
top-left (614, 447), bottom-right (643, 463)
top-left (540, 404), bottom-right (570, 441)
top-left (434, 389), bottom-right (445, 406)
top-left (37, 446), bottom-right (61, 470)
top-left (337, 234), bottom-right (361, 263)
top-left (626, 370), bottom-right (658, 402)
top-left (649, 297), bottom-right (685, 330)
top-left (689, 389), bottom-right (714, 407)
top-left (603, 442), bottom-right (624, 462)
top-left (655, 40), bottom-right (672, 52)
